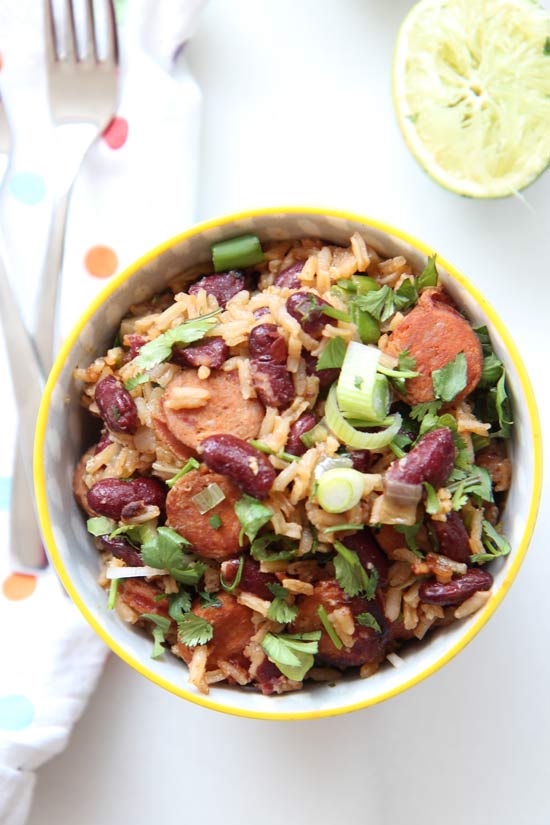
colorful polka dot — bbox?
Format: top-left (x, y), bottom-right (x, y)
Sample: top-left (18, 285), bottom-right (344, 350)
top-left (9, 171), bottom-right (47, 205)
top-left (0, 695), bottom-right (35, 731)
top-left (0, 476), bottom-right (10, 510)
top-left (2, 573), bottom-right (37, 601)
top-left (103, 116), bottom-right (129, 150)
top-left (85, 245), bottom-right (118, 278)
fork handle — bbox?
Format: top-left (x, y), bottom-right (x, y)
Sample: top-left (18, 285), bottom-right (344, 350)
top-left (0, 249), bottom-right (45, 485)
top-left (33, 190), bottom-right (71, 373)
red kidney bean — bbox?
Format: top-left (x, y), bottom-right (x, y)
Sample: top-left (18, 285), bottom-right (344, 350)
top-left (221, 556), bottom-right (278, 600)
top-left (274, 262), bottom-right (303, 289)
top-left (320, 595), bottom-right (387, 669)
top-left (248, 324), bottom-right (287, 364)
top-left (349, 450), bottom-right (371, 473)
top-left (97, 534), bottom-right (143, 567)
top-left (286, 412), bottom-right (318, 456)
top-left (200, 434), bottom-right (276, 498)
top-left (386, 427), bottom-right (455, 488)
top-left (94, 430), bottom-right (113, 455)
top-left (127, 334), bottom-right (146, 359)
top-left (286, 292), bottom-right (337, 338)
top-left (188, 270), bottom-right (245, 308)
top-left (431, 511), bottom-right (471, 564)
top-left (344, 531), bottom-right (389, 588)
top-left (303, 350), bottom-right (340, 388)
top-left (419, 568), bottom-right (493, 606)
top-left (94, 375), bottom-right (138, 435)
top-left (250, 360), bottom-right (295, 409)
top-left (253, 307), bottom-right (270, 319)
top-left (253, 656), bottom-right (290, 695)
top-left (87, 477), bottom-right (167, 520)
top-left (171, 336), bottom-right (229, 369)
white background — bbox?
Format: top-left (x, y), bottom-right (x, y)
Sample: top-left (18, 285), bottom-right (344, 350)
top-left (28, 1), bottom-right (550, 824)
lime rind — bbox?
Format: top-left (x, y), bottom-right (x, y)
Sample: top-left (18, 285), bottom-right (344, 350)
top-left (393, 0), bottom-right (550, 198)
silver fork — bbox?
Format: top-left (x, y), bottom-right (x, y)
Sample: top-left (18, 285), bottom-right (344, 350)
top-left (9, 0), bottom-right (119, 571)
top-left (0, 92), bottom-right (45, 504)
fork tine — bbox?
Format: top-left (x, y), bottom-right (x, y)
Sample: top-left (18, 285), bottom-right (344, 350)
top-left (85, 0), bottom-right (98, 63)
top-left (103, 0), bottom-right (119, 66)
top-left (45, 0), bottom-right (59, 63)
top-left (65, 0), bottom-right (79, 60)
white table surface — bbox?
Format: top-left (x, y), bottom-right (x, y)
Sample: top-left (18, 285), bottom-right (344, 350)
top-left (28, 1), bottom-right (550, 823)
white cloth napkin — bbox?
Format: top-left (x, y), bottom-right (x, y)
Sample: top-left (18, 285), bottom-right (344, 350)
top-left (0, 2), bottom-right (205, 822)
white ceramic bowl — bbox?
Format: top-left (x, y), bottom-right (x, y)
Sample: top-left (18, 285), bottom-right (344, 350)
top-left (34, 207), bottom-right (542, 720)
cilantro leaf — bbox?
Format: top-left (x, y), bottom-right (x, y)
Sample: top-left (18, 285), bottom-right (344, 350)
top-left (432, 352), bottom-right (467, 403)
top-left (234, 495), bottom-right (273, 545)
top-left (470, 520), bottom-right (511, 565)
top-left (134, 311), bottom-right (221, 371)
top-left (250, 533), bottom-right (298, 562)
top-left (209, 514), bottom-right (222, 529)
top-left (356, 612), bottom-right (382, 633)
top-left (423, 482), bottom-right (440, 515)
top-left (448, 465), bottom-right (493, 510)
top-left (393, 523), bottom-right (424, 557)
top-left (398, 349), bottom-right (417, 373)
top-left (495, 372), bottom-right (513, 438)
top-left (393, 278), bottom-right (418, 311)
top-left (177, 613), bottom-right (214, 647)
top-left (199, 592), bottom-right (222, 608)
top-left (316, 336), bottom-right (347, 371)
top-left (110, 522), bottom-right (156, 549)
top-left (267, 598), bottom-right (298, 624)
top-left (166, 457), bottom-right (201, 489)
top-left (474, 325), bottom-right (492, 356)
top-left (168, 590), bottom-right (192, 621)
top-left (409, 400), bottom-right (443, 421)
top-left (87, 516), bottom-right (116, 536)
top-left (141, 526), bottom-right (190, 571)
top-left (141, 613), bottom-right (171, 659)
top-left (333, 541), bottom-right (378, 599)
top-left (353, 285), bottom-right (396, 323)
top-left (261, 631), bottom-right (320, 681)
top-left (417, 254), bottom-right (438, 290)
top-left (479, 353), bottom-right (504, 389)
top-left (267, 582), bottom-right (289, 599)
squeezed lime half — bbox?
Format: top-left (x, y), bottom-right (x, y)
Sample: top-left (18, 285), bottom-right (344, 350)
top-left (393, 0), bottom-right (550, 197)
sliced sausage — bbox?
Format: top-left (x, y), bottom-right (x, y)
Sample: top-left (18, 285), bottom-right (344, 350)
top-left (166, 468), bottom-right (245, 559)
top-left (118, 579), bottom-right (170, 619)
top-left (152, 409), bottom-right (196, 462)
top-left (175, 591), bottom-right (254, 672)
top-left (162, 369), bottom-right (264, 451)
top-left (290, 579), bottom-right (387, 668)
top-left (385, 300), bottom-right (483, 406)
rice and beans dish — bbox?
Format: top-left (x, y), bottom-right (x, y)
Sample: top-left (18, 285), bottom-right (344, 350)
top-left (73, 232), bottom-right (513, 695)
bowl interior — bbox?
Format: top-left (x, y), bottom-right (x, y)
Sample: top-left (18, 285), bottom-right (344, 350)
top-left (37, 209), bottom-right (541, 719)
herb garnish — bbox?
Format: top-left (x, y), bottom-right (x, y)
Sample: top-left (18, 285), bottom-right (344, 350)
top-left (177, 613), bottom-right (214, 647)
top-left (166, 457), bottom-right (201, 489)
top-left (133, 310), bottom-right (221, 372)
top-left (261, 631), bottom-right (321, 681)
top-left (316, 336), bottom-right (347, 371)
top-left (141, 526), bottom-right (206, 585)
top-left (333, 540), bottom-right (378, 599)
top-left (470, 520), bottom-right (511, 565)
top-left (141, 613), bottom-right (171, 659)
top-left (266, 583), bottom-right (298, 623)
top-left (432, 352), bottom-right (467, 403)
top-left (423, 482), bottom-right (440, 515)
top-left (356, 612), bottom-right (382, 633)
top-left (317, 604), bottom-right (343, 650)
top-left (417, 254), bottom-right (438, 290)
top-left (234, 495), bottom-right (273, 545)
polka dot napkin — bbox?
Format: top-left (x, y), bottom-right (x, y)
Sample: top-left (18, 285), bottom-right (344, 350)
top-left (0, 2), bottom-right (206, 822)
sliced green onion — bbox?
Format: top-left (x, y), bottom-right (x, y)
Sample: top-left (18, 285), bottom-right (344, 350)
top-left (320, 304), bottom-right (351, 323)
top-left (87, 516), bottom-right (116, 537)
top-left (351, 304), bottom-right (380, 344)
top-left (352, 275), bottom-right (380, 294)
top-left (337, 342), bottom-right (390, 422)
top-left (317, 604), bottom-right (343, 650)
top-left (209, 514), bottom-right (222, 529)
top-left (166, 457), bottom-right (200, 489)
top-left (326, 385), bottom-right (402, 450)
top-left (377, 364), bottom-right (419, 379)
top-left (248, 440), bottom-right (300, 462)
top-left (220, 556), bottom-right (245, 592)
top-left (124, 373), bottom-right (149, 391)
top-left (212, 234), bottom-right (264, 272)
top-left (192, 482), bottom-right (226, 514)
top-left (335, 279), bottom-right (357, 293)
top-left (323, 523), bottom-right (364, 534)
top-left (316, 467), bottom-right (365, 513)
top-left (107, 578), bottom-right (119, 610)
top-left (300, 419), bottom-right (329, 448)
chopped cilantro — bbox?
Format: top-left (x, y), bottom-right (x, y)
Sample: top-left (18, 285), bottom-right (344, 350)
top-left (479, 352), bottom-right (504, 389)
top-left (265, 582), bottom-right (298, 625)
top-left (447, 466), bottom-right (493, 510)
top-left (261, 631), bottom-right (321, 681)
top-left (166, 457), bottom-right (201, 489)
top-left (140, 526), bottom-right (206, 585)
top-left (352, 285), bottom-right (396, 323)
top-left (316, 336), bottom-right (347, 371)
top-left (470, 520), bottom-right (511, 565)
top-left (417, 254), bottom-right (438, 290)
top-left (168, 590), bottom-right (192, 621)
top-left (209, 513), bottom-right (222, 529)
top-left (199, 592), bottom-right (222, 608)
top-left (494, 372), bottom-right (513, 438)
top-left (398, 349), bottom-right (416, 373)
top-left (250, 533), bottom-right (298, 562)
top-left (356, 612), bottom-right (382, 633)
top-left (177, 613), bottom-right (214, 647)
top-left (409, 400), bottom-right (443, 421)
top-left (141, 613), bottom-right (171, 659)
top-left (393, 277), bottom-right (418, 311)
top-left (110, 522), bottom-right (156, 549)
top-left (423, 482), bottom-right (440, 515)
top-left (432, 352), bottom-right (467, 403)
top-left (394, 523), bottom-right (424, 557)
top-left (333, 540), bottom-right (378, 599)
top-left (134, 310), bottom-right (221, 371)
top-left (234, 495), bottom-right (273, 545)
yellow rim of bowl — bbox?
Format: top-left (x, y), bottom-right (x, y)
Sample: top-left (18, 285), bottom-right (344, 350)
top-left (34, 205), bottom-right (543, 721)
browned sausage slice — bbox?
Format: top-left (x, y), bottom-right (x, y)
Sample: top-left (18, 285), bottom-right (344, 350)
top-left (291, 579), bottom-right (387, 668)
top-left (165, 468), bottom-right (245, 559)
top-left (162, 369), bottom-right (264, 451)
top-left (118, 578), bottom-right (170, 619)
top-left (152, 408), bottom-right (196, 462)
top-left (175, 591), bottom-right (254, 672)
top-left (385, 301), bottom-right (483, 406)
